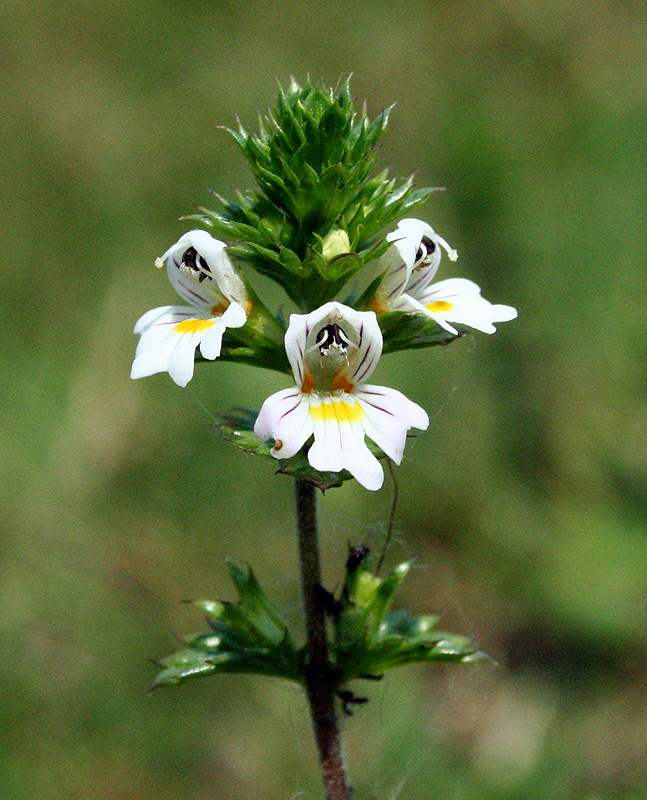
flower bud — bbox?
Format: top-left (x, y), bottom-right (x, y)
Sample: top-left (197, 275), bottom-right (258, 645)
top-left (321, 228), bottom-right (351, 261)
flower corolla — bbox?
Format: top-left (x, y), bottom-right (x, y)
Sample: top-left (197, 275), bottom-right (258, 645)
top-left (374, 218), bottom-right (517, 334)
top-left (254, 302), bottom-right (429, 491)
top-left (131, 230), bottom-right (250, 387)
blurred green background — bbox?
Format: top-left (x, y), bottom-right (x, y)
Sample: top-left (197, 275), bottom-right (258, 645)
top-left (3, 0), bottom-right (647, 797)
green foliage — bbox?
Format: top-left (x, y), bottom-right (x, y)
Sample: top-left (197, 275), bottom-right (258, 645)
top-left (151, 553), bottom-right (484, 692)
top-left (151, 563), bottom-right (302, 689)
top-left (191, 78), bottom-right (436, 310)
top-left (333, 551), bottom-right (487, 681)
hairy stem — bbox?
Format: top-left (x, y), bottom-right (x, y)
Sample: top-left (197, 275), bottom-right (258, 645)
top-left (295, 479), bottom-right (352, 800)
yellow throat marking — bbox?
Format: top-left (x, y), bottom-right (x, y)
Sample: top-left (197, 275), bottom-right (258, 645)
top-left (309, 398), bottom-right (364, 424)
top-left (173, 318), bottom-right (217, 335)
top-left (426, 300), bottom-right (454, 313)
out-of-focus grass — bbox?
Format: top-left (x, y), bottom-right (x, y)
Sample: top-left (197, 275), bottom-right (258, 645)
top-left (2, 0), bottom-right (647, 797)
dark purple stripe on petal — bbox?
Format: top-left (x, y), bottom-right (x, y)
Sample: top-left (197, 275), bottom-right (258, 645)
top-left (278, 392), bottom-right (303, 422)
top-left (359, 398), bottom-right (396, 417)
top-left (295, 340), bottom-right (304, 382)
top-left (354, 349), bottom-right (379, 384)
top-left (353, 340), bottom-right (371, 381)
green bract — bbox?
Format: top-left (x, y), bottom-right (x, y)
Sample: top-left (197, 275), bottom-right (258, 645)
top-left (189, 78), bottom-right (438, 311)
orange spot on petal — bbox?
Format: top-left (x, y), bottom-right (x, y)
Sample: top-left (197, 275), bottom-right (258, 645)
top-left (368, 297), bottom-right (387, 313)
top-left (330, 373), bottom-right (354, 393)
top-left (301, 371), bottom-right (316, 394)
top-left (211, 302), bottom-right (229, 315)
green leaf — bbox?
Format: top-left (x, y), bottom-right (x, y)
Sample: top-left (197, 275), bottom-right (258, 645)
top-left (150, 563), bottom-right (303, 690)
top-left (333, 553), bottom-right (488, 681)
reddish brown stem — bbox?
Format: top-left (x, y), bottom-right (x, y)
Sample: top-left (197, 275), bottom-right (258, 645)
top-left (294, 479), bottom-right (352, 800)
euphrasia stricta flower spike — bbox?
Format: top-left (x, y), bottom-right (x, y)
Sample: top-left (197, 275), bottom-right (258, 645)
top-left (131, 82), bottom-right (518, 489)
top-left (131, 230), bottom-right (251, 387)
top-left (254, 302), bottom-right (429, 491)
top-left (373, 218), bottom-right (517, 334)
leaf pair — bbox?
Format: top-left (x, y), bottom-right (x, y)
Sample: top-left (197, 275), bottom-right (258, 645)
top-left (151, 557), bottom-right (487, 693)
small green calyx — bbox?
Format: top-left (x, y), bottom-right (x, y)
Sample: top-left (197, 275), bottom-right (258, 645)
top-left (191, 78), bottom-right (437, 310)
top-left (333, 548), bottom-right (488, 682)
top-left (150, 562), bottom-right (302, 690)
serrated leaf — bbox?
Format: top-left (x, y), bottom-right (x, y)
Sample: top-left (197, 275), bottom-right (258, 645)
top-left (151, 564), bottom-right (303, 690)
top-left (333, 557), bottom-right (489, 681)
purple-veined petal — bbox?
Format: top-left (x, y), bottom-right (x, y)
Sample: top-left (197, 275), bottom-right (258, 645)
top-left (132, 306), bottom-right (211, 366)
top-left (166, 254), bottom-right (227, 309)
top-left (348, 312), bottom-right (383, 385)
top-left (375, 245), bottom-right (412, 304)
top-left (255, 303), bottom-right (429, 490)
top-left (355, 384), bottom-right (429, 464)
top-left (131, 322), bottom-right (207, 387)
top-left (377, 218), bottom-right (458, 308)
top-left (285, 302), bottom-right (383, 390)
top-left (163, 230), bottom-right (249, 311)
top-left (133, 305), bottom-right (196, 337)
top-left (307, 395), bottom-right (384, 490)
top-left (393, 292), bottom-right (460, 335)
top-left (284, 313), bottom-right (309, 386)
top-left (254, 388), bottom-right (314, 459)
top-left (131, 304), bottom-right (242, 386)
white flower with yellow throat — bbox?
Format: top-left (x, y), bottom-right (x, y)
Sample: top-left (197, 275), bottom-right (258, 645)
top-left (373, 218), bottom-right (517, 334)
top-left (254, 302), bottom-right (429, 491)
top-left (131, 230), bottom-right (251, 387)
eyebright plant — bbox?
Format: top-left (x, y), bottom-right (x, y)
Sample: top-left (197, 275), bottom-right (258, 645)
top-left (131, 79), bottom-right (516, 800)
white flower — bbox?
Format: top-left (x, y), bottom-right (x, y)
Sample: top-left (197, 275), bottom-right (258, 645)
top-left (131, 230), bottom-right (251, 387)
top-left (374, 218), bottom-right (517, 334)
top-left (405, 277), bottom-right (518, 335)
top-left (254, 302), bottom-right (429, 491)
